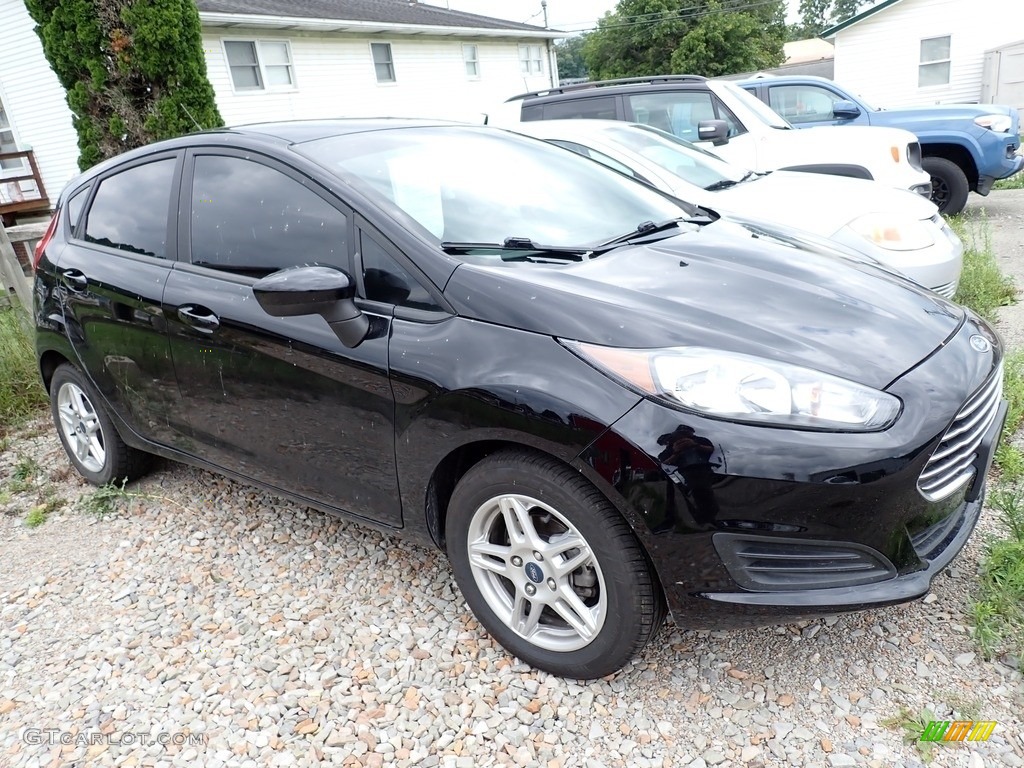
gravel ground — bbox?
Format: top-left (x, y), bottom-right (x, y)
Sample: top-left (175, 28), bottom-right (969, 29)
top-left (2, 192), bottom-right (1024, 768)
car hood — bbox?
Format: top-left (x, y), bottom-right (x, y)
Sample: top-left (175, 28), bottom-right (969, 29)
top-left (444, 217), bottom-right (964, 390)
top-left (708, 171), bottom-right (938, 235)
top-left (877, 103), bottom-right (1019, 122)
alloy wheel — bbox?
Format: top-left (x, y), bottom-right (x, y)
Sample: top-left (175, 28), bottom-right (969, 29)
top-left (56, 382), bottom-right (106, 474)
top-left (465, 493), bottom-right (607, 652)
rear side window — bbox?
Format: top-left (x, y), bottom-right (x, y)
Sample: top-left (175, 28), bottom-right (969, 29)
top-left (66, 186), bottom-right (90, 234)
top-left (189, 155), bottom-right (348, 278)
top-left (84, 159), bottom-right (176, 258)
top-left (542, 97), bottom-right (617, 120)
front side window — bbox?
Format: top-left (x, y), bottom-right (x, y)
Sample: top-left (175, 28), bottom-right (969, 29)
top-left (224, 40), bottom-right (294, 91)
top-left (360, 231), bottom-right (441, 311)
top-left (767, 85), bottom-right (843, 124)
top-left (629, 92), bottom-right (744, 141)
top-left (519, 44), bottom-right (544, 75)
top-left (299, 127), bottom-right (688, 250)
top-left (190, 155), bottom-right (348, 278)
top-left (919, 36), bottom-right (951, 87)
top-left (371, 43), bottom-right (396, 83)
top-left (463, 44), bottom-right (479, 78)
top-left (84, 158), bottom-right (176, 258)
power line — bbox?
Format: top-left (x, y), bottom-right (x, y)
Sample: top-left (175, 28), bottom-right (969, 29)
top-left (556, 0), bottom-right (785, 34)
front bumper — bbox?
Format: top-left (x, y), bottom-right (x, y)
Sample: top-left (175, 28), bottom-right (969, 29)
top-left (576, 311), bottom-right (1003, 628)
top-left (977, 135), bottom-right (1024, 195)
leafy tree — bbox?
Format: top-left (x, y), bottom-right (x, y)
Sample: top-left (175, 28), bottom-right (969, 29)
top-left (582, 0), bottom-right (786, 80)
top-left (554, 34), bottom-right (590, 80)
top-left (671, 0), bottom-right (785, 76)
top-left (26, 0), bottom-right (223, 170)
top-left (793, 0), bottom-right (867, 39)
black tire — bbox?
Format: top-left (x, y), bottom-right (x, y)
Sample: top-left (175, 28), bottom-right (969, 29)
top-left (445, 449), bottom-right (664, 679)
top-left (49, 363), bottom-right (149, 486)
top-left (922, 156), bottom-right (970, 216)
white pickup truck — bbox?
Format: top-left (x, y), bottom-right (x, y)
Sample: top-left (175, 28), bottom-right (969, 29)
top-left (488, 75), bottom-right (932, 197)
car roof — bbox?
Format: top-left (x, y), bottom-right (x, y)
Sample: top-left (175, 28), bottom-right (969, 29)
top-left (63, 118), bottom-right (470, 191)
top-left (738, 75), bottom-right (834, 86)
top-left (505, 74), bottom-right (708, 104)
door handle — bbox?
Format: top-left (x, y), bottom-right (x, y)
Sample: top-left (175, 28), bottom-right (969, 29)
top-left (61, 269), bottom-right (88, 292)
top-left (177, 305), bottom-right (220, 333)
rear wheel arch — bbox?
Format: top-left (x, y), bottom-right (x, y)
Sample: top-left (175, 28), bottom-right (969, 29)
top-left (39, 350), bottom-right (71, 392)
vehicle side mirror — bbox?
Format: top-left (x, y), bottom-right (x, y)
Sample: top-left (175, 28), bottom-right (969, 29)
top-left (832, 100), bottom-right (861, 120)
top-left (697, 119), bottom-right (729, 146)
top-left (253, 265), bottom-right (369, 348)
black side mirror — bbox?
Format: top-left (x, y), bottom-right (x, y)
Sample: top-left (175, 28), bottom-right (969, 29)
top-left (697, 119), bottom-right (729, 146)
top-left (253, 265), bottom-right (369, 348)
top-left (832, 100), bottom-right (862, 120)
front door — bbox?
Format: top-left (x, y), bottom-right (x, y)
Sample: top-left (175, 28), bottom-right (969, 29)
top-left (163, 150), bottom-right (401, 523)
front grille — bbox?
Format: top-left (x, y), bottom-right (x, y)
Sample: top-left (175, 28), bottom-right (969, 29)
top-left (714, 534), bottom-right (896, 591)
top-left (931, 280), bottom-right (957, 299)
top-left (907, 141), bottom-right (923, 170)
top-left (917, 364), bottom-right (1003, 501)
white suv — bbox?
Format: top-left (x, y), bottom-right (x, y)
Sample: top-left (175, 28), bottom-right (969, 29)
top-left (488, 75), bottom-right (932, 197)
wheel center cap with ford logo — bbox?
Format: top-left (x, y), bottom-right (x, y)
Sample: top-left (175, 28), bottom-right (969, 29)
top-left (524, 562), bottom-right (544, 583)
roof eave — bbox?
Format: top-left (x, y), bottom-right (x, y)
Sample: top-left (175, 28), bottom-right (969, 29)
top-left (820, 0), bottom-right (906, 38)
top-left (198, 12), bottom-right (563, 39)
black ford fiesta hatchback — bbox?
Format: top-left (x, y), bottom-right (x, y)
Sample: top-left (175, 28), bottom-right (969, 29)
top-left (34, 120), bottom-right (1005, 679)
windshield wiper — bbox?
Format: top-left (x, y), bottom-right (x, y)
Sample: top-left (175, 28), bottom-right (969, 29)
top-left (595, 218), bottom-right (687, 250)
top-left (704, 170), bottom-right (758, 191)
top-left (441, 237), bottom-right (591, 260)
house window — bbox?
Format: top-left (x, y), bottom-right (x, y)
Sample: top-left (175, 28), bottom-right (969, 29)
top-left (224, 40), bottom-right (294, 91)
top-left (371, 42), bottom-right (396, 83)
top-left (919, 36), bottom-right (951, 87)
top-left (463, 44), bottom-right (480, 78)
top-left (519, 44), bottom-right (544, 75)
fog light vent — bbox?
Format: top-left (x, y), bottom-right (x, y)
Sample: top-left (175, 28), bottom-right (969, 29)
top-left (713, 533), bottom-right (896, 592)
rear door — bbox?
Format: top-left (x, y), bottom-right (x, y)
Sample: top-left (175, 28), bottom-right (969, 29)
top-left (59, 152), bottom-right (189, 447)
top-left (163, 148), bottom-right (401, 523)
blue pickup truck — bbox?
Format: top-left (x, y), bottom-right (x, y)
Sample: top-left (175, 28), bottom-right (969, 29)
top-left (740, 75), bottom-right (1023, 215)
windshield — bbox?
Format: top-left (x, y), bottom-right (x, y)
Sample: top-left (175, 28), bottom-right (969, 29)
top-left (297, 127), bottom-right (688, 249)
top-left (606, 124), bottom-right (748, 188)
top-left (717, 80), bottom-right (792, 129)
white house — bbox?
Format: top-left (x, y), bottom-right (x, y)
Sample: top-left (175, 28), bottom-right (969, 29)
top-left (0, 0), bottom-right (561, 221)
top-left (823, 0), bottom-right (1022, 109)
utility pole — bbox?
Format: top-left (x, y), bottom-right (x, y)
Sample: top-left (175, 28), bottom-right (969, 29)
top-left (541, 0), bottom-right (549, 28)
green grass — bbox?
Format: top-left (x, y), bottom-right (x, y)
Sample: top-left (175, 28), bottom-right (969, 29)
top-left (0, 307), bottom-right (47, 433)
top-left (880, 707), bottom-right (939, 762)
top-left (949, 214), bottom-right (1017, 321)
top-left (994, 174), bottom-right (1024, 191)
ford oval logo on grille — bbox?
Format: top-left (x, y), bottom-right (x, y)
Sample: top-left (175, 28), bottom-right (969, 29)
top-left (970, 335), bottom-right (992, 353)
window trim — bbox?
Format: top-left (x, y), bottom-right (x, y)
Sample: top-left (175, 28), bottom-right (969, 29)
top-left (76, 152), bottom-right (183, 263)
top-left (462, 43), bottom-right (480, 79)
top-left (918, 35), bottom-right (951, 88)
top-left (177, 147), bottom-right (355, 279)
top-left (369, 41), bottom-right (397, 85)
top-left (221, 38), bottom-right (297, 94)
top-left (518, 44), bottom-right (544, 76)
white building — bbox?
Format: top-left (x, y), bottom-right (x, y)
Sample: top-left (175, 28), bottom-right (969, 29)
top-left (0, 0), bottom-right (560, 218)
top-left (823, 0), bottom-right (1022, 109)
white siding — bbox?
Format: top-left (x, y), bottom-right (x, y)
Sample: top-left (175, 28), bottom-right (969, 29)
top-left (0, 0), bottom-right (80, 204)
top-left (202, 30), bottom-right (552, 125)
top-left (833, 0), bottom-right (1017, 107)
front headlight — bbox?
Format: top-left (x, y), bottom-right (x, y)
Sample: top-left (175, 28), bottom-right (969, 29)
top-left (847, 214), bottom-right (936, 251)
top-left (563, 342), bottom-right (902, 431)
top-left (975, 114), bottom-right (1013, 133)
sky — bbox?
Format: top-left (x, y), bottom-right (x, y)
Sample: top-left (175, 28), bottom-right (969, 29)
top-left (428, 1), bottom-right (803, 34)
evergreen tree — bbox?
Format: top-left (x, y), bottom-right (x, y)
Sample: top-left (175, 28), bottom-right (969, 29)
top-left (26, 0), bottom-right (223, 170)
